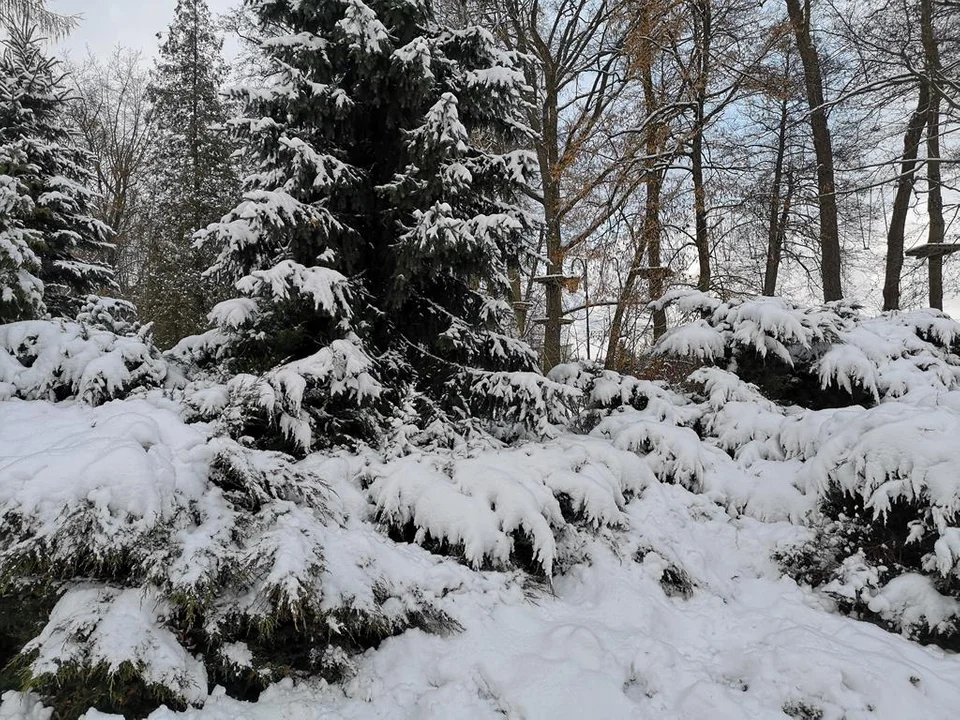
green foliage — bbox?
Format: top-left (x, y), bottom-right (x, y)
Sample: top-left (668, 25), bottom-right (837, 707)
top-left (14, 657), bottom-right (188, 720)
top-left (775, 490), bottom-right (960, 649)
top-left (200, 0), bottom-right (556, 453)
top-left (137, 0), bottom-right (239, 348)
top-left (0, 24), bottom-right (114, 320)
top-left (0, 581), bottom-right (58, 696)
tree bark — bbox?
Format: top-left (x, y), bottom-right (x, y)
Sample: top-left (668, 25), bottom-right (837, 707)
top-left (603, 238), bottom-right (647, 370)
top-left (647, 174), bottom-right (667, 340)
top-left (538, 73), bottom-right (565, 371)
top-left (763, 96), bottom-right (790, 296)
top-left (691, 137), bottom-right (709, 293)
top-left (920, 0), bottom-right (945, 310)
top-left (882, 83), bottom-right (929, 311)
top-left (784, 0), bottom-right (842, 301)
top-left (691, 0), bottom-right (711, 293)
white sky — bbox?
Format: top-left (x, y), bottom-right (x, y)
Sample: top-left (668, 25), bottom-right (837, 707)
top-left (50, 0), bottom-right (238, 60)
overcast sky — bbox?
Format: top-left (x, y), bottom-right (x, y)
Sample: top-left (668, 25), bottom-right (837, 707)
top-left (51, 0), bottom-right (237, 60)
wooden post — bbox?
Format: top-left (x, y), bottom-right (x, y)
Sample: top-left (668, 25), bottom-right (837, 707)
top-left (905, 243), bottom-right (960, 310)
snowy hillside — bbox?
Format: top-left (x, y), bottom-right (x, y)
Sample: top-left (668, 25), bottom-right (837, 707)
top-left (3, 297), bottom-right (960, 719)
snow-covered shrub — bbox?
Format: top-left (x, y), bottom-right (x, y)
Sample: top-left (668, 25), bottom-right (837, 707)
top-left (656, 291), bottom-right (960, 409)
top-left (75, 295), bottom-right (142, 337)
top-left (364, 436), bottom-right (649, 576)
top-left (0, 401), bottom-right (459, 717)
top-left (594, 413), bottom-right (711, 491)
top-left (548, 361), bottom-right (697, 434)
top-left (634, 546), bottom-right (696, 599)
top-left (212, 337), bottom-right (385, 453)
top-left (165, 329), bottom-right (229, 373)
top-left (464, 370), bottom-right (576, 439)
top-left (867, 574), bottom-right (960, 643)
top-left (764, 400), bottom-right (960, 646)
top-left (654, 294), bottom-right (960, 646)
top-left (0, 319), bottom-right (166, 403)
top-left (13, 587), bottom-right (208, 717)
top-left (789, 404), bottom-right (960, 644)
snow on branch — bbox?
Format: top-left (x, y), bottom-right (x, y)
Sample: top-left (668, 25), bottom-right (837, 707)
top-left (366, 436), bottom-right (648, 576)
top-left (0, 319), bottom-right (166, 404)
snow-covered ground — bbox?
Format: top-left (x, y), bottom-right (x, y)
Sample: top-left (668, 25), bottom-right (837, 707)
top-left (2, 391), bottom-right (960, 719)
top-left (4, 300), bottom-right (960, 719)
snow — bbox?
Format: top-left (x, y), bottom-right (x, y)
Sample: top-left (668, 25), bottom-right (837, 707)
top-left (8, 299), bottom-right (960, 718)
top-left (25, 586), bottom-right (208, 705)
top-left (0, 319), bottom-right (167, 403)
top-left (235, 260), bottom-right (351, 316)
top-left (0, 398), bottom-right (210, 581)
top-left (868, 574), bottom-right (960, 636)
top-left (367, 436), bottom-right (646, 575)
top-left (11, 487), bottom-right (958, 720)
top-left (0, 692), bottom-right (49, 720)
top-left (336, 0), bottom-right (390, 55)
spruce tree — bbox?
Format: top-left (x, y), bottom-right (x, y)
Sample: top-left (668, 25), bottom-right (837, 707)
top-left (0, 24), bottom-right (113, 321)
top-left (138, 0), bottom-right (239, 348)
top-left (0, 143), bottom-right (43, 322)
top-left (201, 0), bottom-right (558, 451)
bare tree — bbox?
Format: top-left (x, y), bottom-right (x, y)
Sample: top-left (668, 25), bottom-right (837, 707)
top-left (65, 49), bottom-right (156, 295)
top-left (784, 0), bottom-right (843, 301)
top-left (454, 0), bottom-right (651, 370)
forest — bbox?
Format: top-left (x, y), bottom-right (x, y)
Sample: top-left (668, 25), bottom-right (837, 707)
top-left (9, 0), bottom-right (960, 362)
top-left (2, 0), bottom-right (960, 718)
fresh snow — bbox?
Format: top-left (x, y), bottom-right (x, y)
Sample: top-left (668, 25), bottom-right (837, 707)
top-left (5, 457), bottom-right (960, 718)
top-left (2, 398), bottom-right (960, 716)
top-left (6, 299), bottom-right (960, 718)
top-left (24, 586), bottom-right (209, 706)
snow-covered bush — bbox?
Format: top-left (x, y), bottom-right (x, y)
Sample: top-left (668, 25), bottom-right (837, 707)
top-left (0, 401), bottom-right (459, 717)
top-left (364, 436), bottom-right (649, 576)
top-left (0, 319), bottom-right (166, 403)
top-left (463, 371), bottom-right (576, 439)
top-left (781, 403), bottom-right (960, 645)
top-left (655, 290), bottom-right (960, 409)
top-left (654, 294), bottom-right (960, 647)
top-left (75, 295), bottom-right (143, 337)
top-left (547, 361), bottom-right (697, 434)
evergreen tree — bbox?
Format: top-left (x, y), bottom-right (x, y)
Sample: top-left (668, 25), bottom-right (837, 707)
top-left (0, 141), bottom-right (42, 322)
top-left (0, 0), bottom-right (75, 37)
top-left (138, 0), bottom-right (239, 347)
top-left (0, 23), bottom-right (113, 321)
top-left (201, 0), bottom-right (562, 451)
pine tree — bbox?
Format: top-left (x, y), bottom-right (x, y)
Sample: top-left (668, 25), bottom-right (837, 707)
top-left (0, 141), bottom-right (43, 322)
top-left (201, 0), bottom-right (564, 452)
top-left (0, 0), bottom-right (75, 37)
top-left (138, 0), bottom-right (239, 348)
top-left (0, 23), bottom-right (113, 320)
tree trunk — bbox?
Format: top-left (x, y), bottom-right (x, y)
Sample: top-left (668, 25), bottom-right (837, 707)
top-left (763, 97), bottom-right (790, 296)
top-left (691, 125), bottom-right (709, 293)
top-left (605, 0), bottom-right (667, 364)
top-left (691, 0), bottom-right (711, 293)
top-left (643, 67), bottom-right (667, 340)
top-left (882, 82), bottom-right (929, 311)
top-left (538, 73), bottom-right (564, 371)
top-left (920, 0), bottom-right (945, 310)
top-left (647, 175), bottom-right (667, 340)
top-left (785, 0), bottom-right (843, 301)
top-left (603, 238), bottom-right (647, 370)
